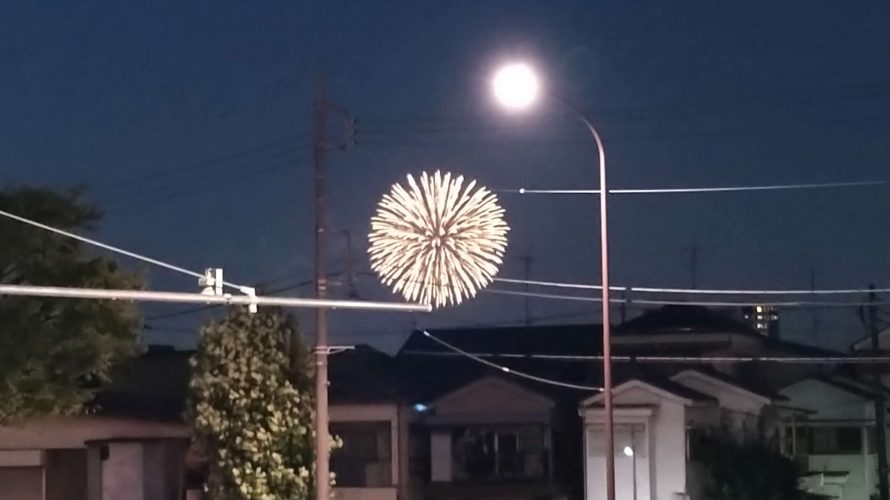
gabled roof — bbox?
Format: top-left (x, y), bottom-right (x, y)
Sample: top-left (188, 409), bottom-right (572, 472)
top-left (328, 345), bottom-right (417, 404)
top-left (432, 375), bottom-right (554, 410)
top-left (400, 324), bottom-right (602, 356)
top-left (786, 375), bottom-right (878, 400)
top-left (851, 328), bottom-right (890, 352)
top-left (615, 305), bottom-right (757, 336)
top-left (581, 378), bottom-right (716, 407)
top-left (397, 325), bottom-right (601, 402)
top-left (670, 368), bottom-right (780, 404)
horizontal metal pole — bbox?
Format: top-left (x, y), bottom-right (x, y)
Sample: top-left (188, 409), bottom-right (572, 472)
top-left (0, 284), bottom-right (431, 313)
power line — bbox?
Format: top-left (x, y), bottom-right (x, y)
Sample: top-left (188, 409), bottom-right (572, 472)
top-left (483, 288), bottom-right (889, 309)
top-left (92, 134), bottom-right (309, 191)
top-left (492, 277), bottom-right (890, 296)
top-left (104, 146), bottom-right (307, 204)
top-left (420, 330), bottom-right (603, 392)
top-left (502, 180), bottom-right (885, 196)
top-left (106, 156), bottom-right (308, 213)
top-left (404, 348), bottom-right (890, 365)
top-left (358, 82), bottom-right (889, 126)
top-left (0, 208), bottom-right (251, 293)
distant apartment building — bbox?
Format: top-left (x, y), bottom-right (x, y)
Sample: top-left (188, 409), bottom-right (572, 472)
top-left (742, 305), bottom-right (779, 338)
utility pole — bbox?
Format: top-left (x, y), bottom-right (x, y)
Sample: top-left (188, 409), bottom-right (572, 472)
top-left (870, 283), bottom-right (889, 500)
top-left (313, 73), bottom-right (331, 500)
top-left (522, 254), bottom-right (532, 326)
top-left (343, 230), bottom-right (358, 298)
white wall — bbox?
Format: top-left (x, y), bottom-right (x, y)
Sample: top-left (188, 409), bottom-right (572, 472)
top-left (779, 379), bottom-right (870, 420)
top-left (430, 431), bottom-right (451, 482)
top-left (101, 443), bottom-right (143, 500)
top-left (0, 416), bottom-right (187, 450)
top-left (335, 487), bottom-right (397, 500)
top-left (582, 385), bottom-right (688, 500)
top-left (331, 403), bottom-right (401, 491)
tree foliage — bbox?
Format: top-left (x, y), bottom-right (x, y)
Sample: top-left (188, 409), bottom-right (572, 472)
top-left (700, 435), bottom-right (804, 500)
top-left (0, 186), bottom-right (142, 423)
top-left (187, 307), bottom-right (318, 500)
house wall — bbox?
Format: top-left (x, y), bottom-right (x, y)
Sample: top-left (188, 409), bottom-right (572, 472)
top-left (804, 454), bottom-right (875, 499)
top-left (0, 467), bottom-right (43, 500)
top-left (331, 403), bottom-right (402, 500)
top-left (0, 416), bottom-right (188, 450)
top-left (100, 443), bottom-right (143, 500)
top-left (780, 379), bottom-right (881, 499)
top-left (430, 431), bottom-right (451, 482)
top-left (779, 379), bottom-right (870, 421)
top-left (582, 387), bottom-right (688, 500)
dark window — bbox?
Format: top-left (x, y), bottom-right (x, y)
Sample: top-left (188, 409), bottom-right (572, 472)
top-left (451, 425), bottom-right (549, 483)
top-left (330, 422), bottom-right (392, 487)
top-left (796, 426), bottom-right (863, 455)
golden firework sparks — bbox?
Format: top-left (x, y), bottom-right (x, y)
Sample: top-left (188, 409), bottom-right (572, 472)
top-left (369, 170), bottom-right (509, 308)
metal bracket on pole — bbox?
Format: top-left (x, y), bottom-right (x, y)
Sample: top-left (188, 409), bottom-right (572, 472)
top-left (240, 286), bottom-right (257, 313)
top-left (321, 345), bottom-right (355, 356)
top-left (199, 268), bottom-right (224, 296)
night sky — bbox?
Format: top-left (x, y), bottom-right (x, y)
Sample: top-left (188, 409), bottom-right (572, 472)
top-left (2, 1), bottom-right (888, 353)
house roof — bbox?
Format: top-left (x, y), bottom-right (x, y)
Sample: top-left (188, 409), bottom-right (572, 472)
top-left (397, 325), bottom-right (602, 402)
top-left (329, 345), bottom-right (419, 404)
top-left (671, 367), bottom-right (786, 402)
top-left (851, 328), bottom-right (890, 352)
top-left (95, 343), bottom-right (407, 420)
top-left (614, 305), bottom-right (757, 336)
top-left (582, 378), bottom-right (716, 407)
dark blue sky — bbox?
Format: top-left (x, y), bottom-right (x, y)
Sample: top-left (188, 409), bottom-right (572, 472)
top-left (2, 1), bottom-right (888, 352)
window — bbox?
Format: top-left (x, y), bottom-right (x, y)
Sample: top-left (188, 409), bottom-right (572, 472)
top-left (330, 422), bottom-right (392, 487)
top-left (451, 425), bottom-right (549, 482)
top-left (796, 426), bottom-right (863, 455)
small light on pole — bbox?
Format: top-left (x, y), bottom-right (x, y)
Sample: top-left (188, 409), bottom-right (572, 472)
top-left (623, 446), bottom-right (634, 457)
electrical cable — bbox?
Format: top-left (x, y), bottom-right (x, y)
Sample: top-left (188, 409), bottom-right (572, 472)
top-left (420, 330), bottom-right (603, 392)
top-left (482, 288), bottom-right (889, 308)
top-left (0, 208), bottom-right (248, 293)
top-left (492, 277), bottom-right (890, 296)
top-left (500, 180), bottom-right (885, 196)
top-left (403, 349), bottom-right (890, 365)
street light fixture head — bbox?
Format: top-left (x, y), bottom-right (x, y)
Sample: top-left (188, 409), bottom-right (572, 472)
top-left (492, 62), bottom-right (540, 111)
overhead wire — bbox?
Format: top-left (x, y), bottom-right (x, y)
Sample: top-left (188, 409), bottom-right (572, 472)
top-left (483, 288), bottom-right (888, 309)
top-left (404, 347), bottom-right (890, 365)
top-left (501, 180), bottom-right (885, 196)
top-left (420, 330), bottom-right (603, 392)
top-left (0, 208), bottom-right (249, 293)
top-left (492, 277), bottom-right (890, 296)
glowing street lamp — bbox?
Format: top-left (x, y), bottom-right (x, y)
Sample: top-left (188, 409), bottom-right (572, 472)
top-left (491, 61), bottom-right (617, 500)
top-left (492, 63), bottom-right (540, 111)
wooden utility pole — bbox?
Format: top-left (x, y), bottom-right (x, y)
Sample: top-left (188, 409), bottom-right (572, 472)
top-left (522, 255), bottom-right (532, 325)
top-left (313, 73), bottom-right (331, 500)
top-left (870, 283), bottom-right (889, 500)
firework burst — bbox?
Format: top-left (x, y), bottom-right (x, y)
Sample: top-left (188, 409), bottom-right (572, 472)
top-left (368, 170), bottom-right (509, 308)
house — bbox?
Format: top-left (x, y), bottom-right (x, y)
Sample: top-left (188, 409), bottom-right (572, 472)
top-left (579, 368), bottom-right (789, 500)
top-left (778, 375), bottom-right (890, 499)
top-left (0, 305), bottom-right (856, 500)
top-left (397, 324), bottom-right (603, 500)
top-left (0, 345), bottom-right (416, 500)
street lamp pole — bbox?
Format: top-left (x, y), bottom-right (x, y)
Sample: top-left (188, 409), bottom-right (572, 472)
top-left (491, 63), bottom-right (614, 500)
top-left (557, 97), bottom-right (614, 500)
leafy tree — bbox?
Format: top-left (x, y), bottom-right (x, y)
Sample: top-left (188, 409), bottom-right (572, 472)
top-left (699, 435), bottom-right (805, 500)
top-left (187, 307), bottom-right (319, 500)
top-left (0, 186), bottom-right (142, 423)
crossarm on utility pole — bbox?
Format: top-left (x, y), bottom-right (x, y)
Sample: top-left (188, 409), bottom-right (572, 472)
top-left (0, 284), bottom-right (431, 313)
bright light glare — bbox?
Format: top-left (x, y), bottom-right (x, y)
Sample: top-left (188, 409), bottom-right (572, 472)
top-left (492, 63), bottom-right (540, 110)
top-left (623, 446), bottom-right (634, 457)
